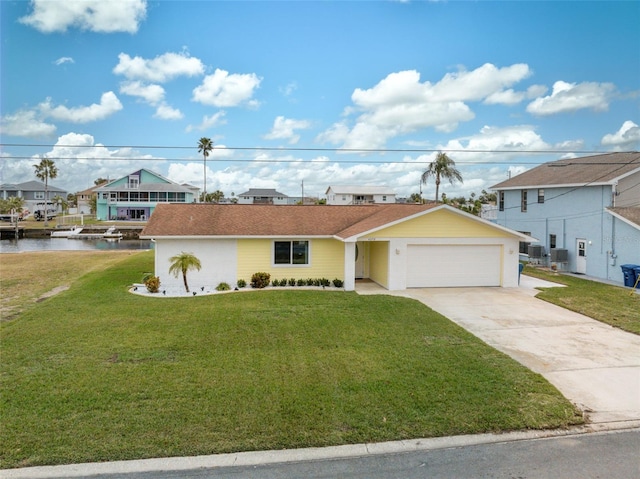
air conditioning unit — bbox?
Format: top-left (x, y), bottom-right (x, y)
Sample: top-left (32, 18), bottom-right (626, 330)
top-left (550, 248), bottom-right (568, 262)
top-left (528, 245), bottom-right (544, 258)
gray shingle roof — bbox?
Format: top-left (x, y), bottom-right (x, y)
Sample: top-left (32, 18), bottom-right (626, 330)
top-left (608, 207), bottom-right (640, 229)
top-left (238, 188), bottom-right (288, 197)
top-left (491, 152), bottom-right (640, 190)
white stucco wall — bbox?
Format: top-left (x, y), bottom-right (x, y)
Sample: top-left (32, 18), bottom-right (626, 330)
top-left (154, 238), bottom-right (237, 292)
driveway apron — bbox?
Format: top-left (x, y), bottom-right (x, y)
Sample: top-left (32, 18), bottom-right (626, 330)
top-left (359, 277), bottom-right (640, 425)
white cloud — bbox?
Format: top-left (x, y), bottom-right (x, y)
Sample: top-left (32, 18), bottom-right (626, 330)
top-left (192, 69), bottom-right (262, 107)
top-left (439, 125), bottom-right (551, 161)
top-left (54, 57), bottom-right (74, 66)
top-left (186, 112), bottom-right (227, 133)
top-left (20, 0), bottom-right (147, 33)
top-left (263, 116), bottom-right (311, 144)
top-left (526, 80), bottom-right (616, 116)
top-left (1, 132), bottom-right (167, 194)
top-left (119, 81), bottom-right (165, 105)
top-left (318, 63), bottom-right (533, 149)
top-left (0, 109), bottom-right (56, 138)
top-left (154, 104), bottom-right (183, 120)
top-left (483, 85), bottom-right (547, 105)
top-left (601, 120), bottom-right (640, 149)
top-left (39, 92), bottom-right (123, 123)
top-left (113, 52), bottom-right (204, 83)
top-left (280, 82), bottom-right (298, 97)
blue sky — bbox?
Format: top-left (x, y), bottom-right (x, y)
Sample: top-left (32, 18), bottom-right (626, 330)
top-left (1, 0), bottom-right (639, 200)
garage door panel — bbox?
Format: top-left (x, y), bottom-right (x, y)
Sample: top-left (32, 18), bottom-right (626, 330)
top-left (407, 245), bottom-right (501, 287)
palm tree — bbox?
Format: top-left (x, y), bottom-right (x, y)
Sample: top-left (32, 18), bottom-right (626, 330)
top-left (197, 137), bottom-right (214, 201)
top-left (168, 252), bottom-right (202, 293)
top-left (33, 157), bottom-right (58, 226)
top-left (421, 152), bottom-right (463, 203)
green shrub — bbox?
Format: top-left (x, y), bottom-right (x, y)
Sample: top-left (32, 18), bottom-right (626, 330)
top-left (144, 276), bottom-right (161, 293)
top-left (320, 278), bottom-right (330, 287)
top-left (251, 272), bottom-right (271, 289)
top-left (288, 278), bottom-right (296, 286)
top-left (332, 278), bottom-right (344, 288)
top-left (297, 278), bottom-right (306, 286)
top-left (237, 279), bottom-right (246, 288)
top-left (216, 282), bottom-right (231, 291)
top-left (142, 272), bottom-right (154, 283)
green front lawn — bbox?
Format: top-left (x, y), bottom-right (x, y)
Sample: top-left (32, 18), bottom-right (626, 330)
top-left (1, 252), bottom-right (582, 469)
top-left (523, 266), bottom-right (640, 335)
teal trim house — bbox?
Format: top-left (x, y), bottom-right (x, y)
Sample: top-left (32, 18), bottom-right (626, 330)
top-left (95, 169), bottom-right (198, 221)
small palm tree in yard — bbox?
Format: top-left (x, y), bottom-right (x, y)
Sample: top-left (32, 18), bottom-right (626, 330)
top-left (169, 252), bottom-right (202, 293)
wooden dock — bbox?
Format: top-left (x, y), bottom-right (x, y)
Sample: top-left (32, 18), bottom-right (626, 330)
top-left (0, 224), bottom-right (25, 239)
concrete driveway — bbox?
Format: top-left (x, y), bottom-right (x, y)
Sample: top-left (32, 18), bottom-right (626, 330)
top-left (357, 276), bottom-right (640, 425)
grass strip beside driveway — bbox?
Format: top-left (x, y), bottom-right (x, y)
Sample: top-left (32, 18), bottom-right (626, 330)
top-left (523, 266), bottom-right (640, 335)
top-left (1, 252), bottom-right (583, 469)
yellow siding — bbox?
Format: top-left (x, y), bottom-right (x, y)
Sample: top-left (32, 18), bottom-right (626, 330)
top-left (368, 241), bottom-right (388, 287)
top-left (236, 238), bottom-right (344, 283)
top-left (362, 209), bottom-right (507, 238)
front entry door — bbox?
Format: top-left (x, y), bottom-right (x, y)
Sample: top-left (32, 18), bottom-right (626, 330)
top-left (576, 239), bottom-right (587, 274)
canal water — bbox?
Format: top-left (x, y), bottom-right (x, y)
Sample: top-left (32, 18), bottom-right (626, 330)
top-left (0, 238), bottom-right (153, 253)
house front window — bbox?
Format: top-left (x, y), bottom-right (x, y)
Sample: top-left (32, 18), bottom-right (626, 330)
top-left (128, 176), bottom-right (139, 189)
top-left (499, 191), bottom-right (504, 211)
top-left (521, 190), bottom-right (528, 212)
top-left (549, 234), bottom-right (557, 249)
top-left (538, 189), bottom-right (545, 203)
top-left (274, 240), bottom-right (309, 265)
top-left (35, 192), bottom-right (44, 200)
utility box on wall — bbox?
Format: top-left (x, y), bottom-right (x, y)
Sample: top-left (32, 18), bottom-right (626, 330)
top-left (550, 248), bottom-right (568, 262)
top-left (528, 245), bottom-right (544, 258)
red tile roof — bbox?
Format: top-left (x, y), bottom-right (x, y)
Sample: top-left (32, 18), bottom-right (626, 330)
top-left (141, 203), bottom-right (439, 239)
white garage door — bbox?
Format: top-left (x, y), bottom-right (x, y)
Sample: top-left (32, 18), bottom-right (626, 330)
top-left (407, 245), bottom-right (501, 287)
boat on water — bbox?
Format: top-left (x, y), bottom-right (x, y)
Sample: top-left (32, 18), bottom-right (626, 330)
top-left (67, 226), bottom-right (123, 241)
top-left (51, 225), bottom-right (83, 238)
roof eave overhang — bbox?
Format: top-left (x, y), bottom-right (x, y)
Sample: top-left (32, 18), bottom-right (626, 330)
top-left (140, 234), bottom-right (336, 240)
top-left (492, 182), bottom-right (615, 191)
top-left (605, 209), bottom-right (640, 231)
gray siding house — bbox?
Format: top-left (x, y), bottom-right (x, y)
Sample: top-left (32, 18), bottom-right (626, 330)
top-left (237, 188), bottom-right (289, 205)
top-left (491, 152), bottom-right (640, 285)
top-left (0, 180), bottom-right (67, 217)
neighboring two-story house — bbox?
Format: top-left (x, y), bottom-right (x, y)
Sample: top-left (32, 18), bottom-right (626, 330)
top-left (95, 169), bottom-right (197, 221)
top-left (491, 152), bottom-right (640, 285)
top-left (325, 186), bottom-right (396, 205)
top-left (237, 188), bottom-right (289, 205)
top-left (75, 184), bottom-right (105, 215)
top-left (0, 180), bottom-right (67, 217)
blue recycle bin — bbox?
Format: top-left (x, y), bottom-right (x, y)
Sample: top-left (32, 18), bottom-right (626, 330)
top-left (620, 264), bottom-right (639, 288)
top-left (518, 263), bottom-right (524, 285)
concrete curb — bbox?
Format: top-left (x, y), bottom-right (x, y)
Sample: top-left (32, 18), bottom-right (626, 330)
top-left (4, 421), bottom-right (640, 478)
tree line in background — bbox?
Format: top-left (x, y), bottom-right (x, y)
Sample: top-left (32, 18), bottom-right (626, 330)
top-left (2, 148), bottom-right (495, 219)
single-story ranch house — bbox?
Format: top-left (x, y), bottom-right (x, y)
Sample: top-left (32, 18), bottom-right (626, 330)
top-left (140, 203), bottom-right (535, 292)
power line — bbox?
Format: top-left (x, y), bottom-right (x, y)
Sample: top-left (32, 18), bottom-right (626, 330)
top-left (0, 143), bottom-right (632, 155)
top-left (0, 155), bottom-right (554, 165)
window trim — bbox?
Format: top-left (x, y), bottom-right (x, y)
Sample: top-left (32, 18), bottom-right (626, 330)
top-left (34, 191), bottom-right (45, 200)
top-left (538, 188), bottom-right (544, 204)
top-left (273, 240), bottom-right (310, 266)
top-left (521, 190), bottom-right (528, 213)
top-left (498, 191), bottom-right (504, 211)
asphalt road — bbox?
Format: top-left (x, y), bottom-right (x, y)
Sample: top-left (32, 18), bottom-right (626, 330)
top-left (36, 429), bottom-right (640, 479)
